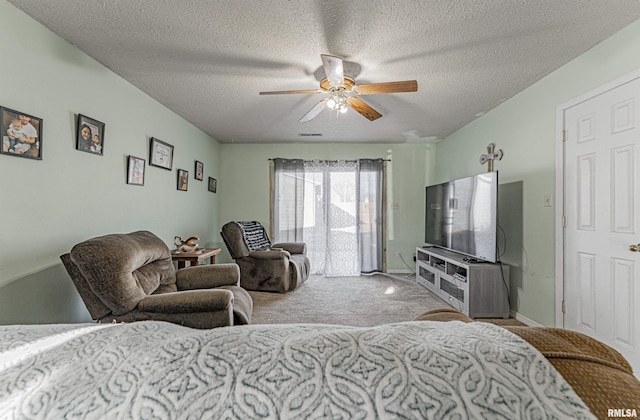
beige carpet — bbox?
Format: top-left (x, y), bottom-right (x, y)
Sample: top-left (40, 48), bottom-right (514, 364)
top-left (249, 274), bottom-right (452, 327)
top-left (249, 274), bottom-right (526, 327)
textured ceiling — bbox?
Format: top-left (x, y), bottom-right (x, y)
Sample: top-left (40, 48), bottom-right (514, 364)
top-left (8, 0), bottom-right (640, 144)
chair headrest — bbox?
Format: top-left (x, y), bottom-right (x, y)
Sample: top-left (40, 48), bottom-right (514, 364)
top-left (234, 221), bottom-right (271, 251)
top-left (68, 230), bottom-right (176, 315)
top-left (221, 221), bottom-right (271, 259)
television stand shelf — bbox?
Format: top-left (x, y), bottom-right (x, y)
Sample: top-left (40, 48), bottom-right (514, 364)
top-left (416, 247), bottom-right (510, 319)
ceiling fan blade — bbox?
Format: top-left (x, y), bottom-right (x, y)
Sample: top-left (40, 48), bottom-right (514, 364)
top-left (260, 89), bottom-right (322, 95)
top-left (346, 97), bottom-right (382, 121)
top-left (353, 80), bottom-right (418, 94)
top-left (321, 54), bottom-right (344, 88)
top-left (299, 98), bottom-right (329, 122)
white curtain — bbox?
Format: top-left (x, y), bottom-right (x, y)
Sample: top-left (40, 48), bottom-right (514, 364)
top-left (272, 158), bottom-right (384, 277)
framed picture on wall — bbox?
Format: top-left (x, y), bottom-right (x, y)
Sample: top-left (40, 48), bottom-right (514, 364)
top-left (127, 155), bottom-right (145, 186)
top-left (177, 169), bottom-right (189, 191)
top-left (149, 137), bottom-right (174, 170)
top-left (76, 114), bottom-right (105, 155)
top-left (0, 106), bottom-right (42, 160)
top-left (195, 160), bottom-right (204, 181)
top-left (208, 177), bottom-right (217, 193)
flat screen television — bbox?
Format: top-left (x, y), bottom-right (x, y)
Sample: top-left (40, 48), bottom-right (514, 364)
top-left (425, 172), bottom-right (498, 262)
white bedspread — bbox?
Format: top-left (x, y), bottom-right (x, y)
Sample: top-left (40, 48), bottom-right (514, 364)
top-left (0, 320), bottom-right (594, 419)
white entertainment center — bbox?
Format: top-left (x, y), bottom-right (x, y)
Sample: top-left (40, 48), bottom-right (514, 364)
top-left (416, 246), bottom-right (510, 319)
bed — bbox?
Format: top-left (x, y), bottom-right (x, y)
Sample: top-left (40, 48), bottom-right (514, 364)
top-left (0, 310), bottom-right (637, 419)
top-left (415, 308), bottom-right (640, 419)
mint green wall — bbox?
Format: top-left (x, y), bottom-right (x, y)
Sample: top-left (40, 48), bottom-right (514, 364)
top-left (219, 143), bottom-right (435, 271)
top-left (3, 0), bottom-right (640, 327)
top-left (436, 19), bottom-right (640, 326)
top-left (0, 1), bottom-right (221, 323)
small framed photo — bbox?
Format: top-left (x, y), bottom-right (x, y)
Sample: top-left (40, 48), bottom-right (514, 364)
top-left (208, 177), bottom-right (217, 193)
top-left (177, 169), bottom-right (189, 191)
top-left (1, 106), bottom-right (42, 160)
top-left (149, 137), bottom-right (174, 170)
top-left (195, 160), bottom-right (204, 181)
top-left (76, 114), bottom-right (105, 155)
top-left (127, 155), bottom-right (145, 186)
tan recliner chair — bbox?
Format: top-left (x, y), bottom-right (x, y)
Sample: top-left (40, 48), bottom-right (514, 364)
top-left (60, 230), bottom-right (252, 329)
top-left (221, 221), bottom-right (310, 293)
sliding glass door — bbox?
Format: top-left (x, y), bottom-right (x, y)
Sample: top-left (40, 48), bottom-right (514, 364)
top-left (304, 160), bottom-right (358, 276)
top-left (272, 158), bottom-right (384, 277)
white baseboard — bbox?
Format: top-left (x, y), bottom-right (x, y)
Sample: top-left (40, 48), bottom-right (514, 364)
top-left (386, 269), bottom-right (413, 274)
top-left (510, 310), bottom-right (544, 327)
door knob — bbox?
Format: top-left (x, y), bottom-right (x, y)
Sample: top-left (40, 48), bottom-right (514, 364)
top-left (629, 244), bottom-right (640, 252)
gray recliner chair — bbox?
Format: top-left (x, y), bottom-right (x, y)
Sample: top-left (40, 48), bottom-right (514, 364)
top-left (221, 221), bottom-right (310, 293)
top-left (60, 230), bottom-right (252, 329)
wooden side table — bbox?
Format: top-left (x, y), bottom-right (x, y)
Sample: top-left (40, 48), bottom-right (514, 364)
top-left (171, 248), bottom-right (221, 269)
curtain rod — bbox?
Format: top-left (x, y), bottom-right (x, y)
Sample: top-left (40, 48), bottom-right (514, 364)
top-left (268, 158), bottom-right (391, 162)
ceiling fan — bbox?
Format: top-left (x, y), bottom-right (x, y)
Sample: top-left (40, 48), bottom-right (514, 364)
top-left (259, 54), bottom-right (418, 122)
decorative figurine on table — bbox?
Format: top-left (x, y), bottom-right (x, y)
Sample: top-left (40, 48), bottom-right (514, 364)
top-left (174, 236), bottom-right (200, 253)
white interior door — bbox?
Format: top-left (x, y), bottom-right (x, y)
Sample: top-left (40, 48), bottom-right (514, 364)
top-left (563, 77), bottom-right (640, 377)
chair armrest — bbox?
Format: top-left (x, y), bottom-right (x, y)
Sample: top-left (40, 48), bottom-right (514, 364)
top-left (272, 242), bottom-right (306, 255)
top-left (248, 250), bottom-right (291, 260)
top-left (137, 289), bottom-right (233, 313)
top-left (175, 263), bottom-right (240, 290)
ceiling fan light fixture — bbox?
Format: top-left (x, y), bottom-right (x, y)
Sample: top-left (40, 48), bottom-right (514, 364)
top-left (265, 55), bottom-right (417, 123)
top-left (326, 87), bottom-right (349, 112)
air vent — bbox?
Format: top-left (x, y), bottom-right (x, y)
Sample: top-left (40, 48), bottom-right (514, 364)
top-left (298, 133), bottom-right (323, 137)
